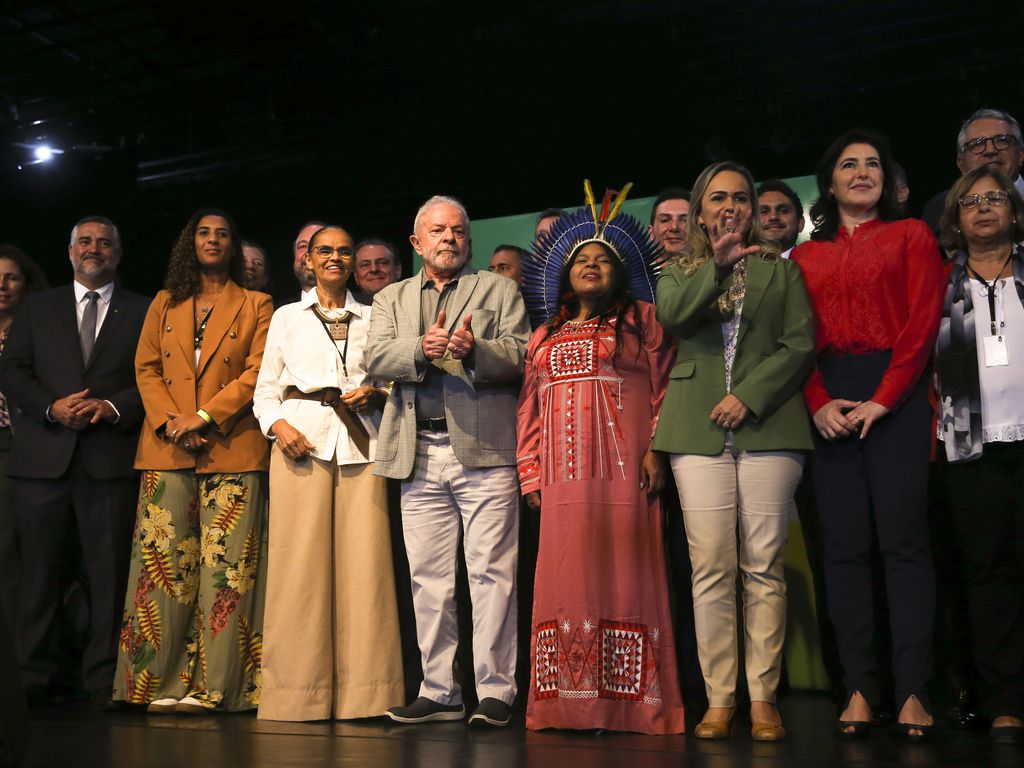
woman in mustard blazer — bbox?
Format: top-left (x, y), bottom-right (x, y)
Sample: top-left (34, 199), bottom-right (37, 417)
top-left (113, 208), bottom-right (272, 713)
top-left (652, 162), bottom-right (815, 741)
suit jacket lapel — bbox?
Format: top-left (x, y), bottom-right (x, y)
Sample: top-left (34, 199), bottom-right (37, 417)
top-left (736, 256), bottom-right (773, 346)
top-left (196, 280), bottom-right (244, 379)
top-left (443, 271), bottom-right (479, 334)
top-left (168, 297), bottom-right (196, 369)
top-left (399, 278), bottom-right (424, 335)
top-left (85, 287), bottom-right (125, 371)
top-left (60, 285), bottom-right (86, 377)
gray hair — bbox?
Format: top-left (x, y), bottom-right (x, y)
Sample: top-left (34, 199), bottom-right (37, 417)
top-left (412, 195), bottom-right (470, 235)
top-left (70, 215), bottom-right (121, 248)
top-left (957, 108), bottom-right (1022, 153)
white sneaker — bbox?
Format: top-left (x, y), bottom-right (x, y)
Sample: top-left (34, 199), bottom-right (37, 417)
top-left (175, 696), bottom-right (210, 714)
top-left (146, 698), bottom-right (179, 713)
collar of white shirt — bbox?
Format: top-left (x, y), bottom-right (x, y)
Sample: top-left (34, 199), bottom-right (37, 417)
top-left (299, 288), bottom-right (367, 318)
top-left (73, 279), bottom-right (115, 305)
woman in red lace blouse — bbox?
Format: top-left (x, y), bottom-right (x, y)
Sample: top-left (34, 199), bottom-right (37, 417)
top-left (792, 129), bottom-right (944, 741)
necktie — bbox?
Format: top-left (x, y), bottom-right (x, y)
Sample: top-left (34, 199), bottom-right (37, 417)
top-left (80, 291), bottom-right (99, 364)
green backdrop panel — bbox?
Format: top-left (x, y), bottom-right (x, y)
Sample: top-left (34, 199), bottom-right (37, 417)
top-left (410, 175), bottom-right (818, 271)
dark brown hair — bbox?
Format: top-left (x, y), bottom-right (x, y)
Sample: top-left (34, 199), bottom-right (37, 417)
top-left (809, 129), bottom-right (903, 241)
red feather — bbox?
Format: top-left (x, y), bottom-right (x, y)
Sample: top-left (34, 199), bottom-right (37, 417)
top-left (599, 188), bottom-right (614, 221)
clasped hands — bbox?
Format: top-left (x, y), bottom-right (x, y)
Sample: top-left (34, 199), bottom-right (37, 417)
top-left (50, 388), bottom-right (117, 430)
top-left (710, 393), bottom-right (750, 431)
top-left (422, 310), bottom-right (474, 361)
top-left (271, 386), bottom-right (388, 462)
top-left (164, 411), bottom-right (210, 453)
top-left (813, 399), bottom-right (889, 441)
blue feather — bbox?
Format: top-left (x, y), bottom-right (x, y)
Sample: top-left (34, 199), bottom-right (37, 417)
top-left (522, 205), bottom-right (664, 328)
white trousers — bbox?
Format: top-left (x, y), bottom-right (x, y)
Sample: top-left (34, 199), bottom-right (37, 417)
top-left (401, 432), bottom-right (519, 706)
top-left (671, 448), bottom-right (804, 707)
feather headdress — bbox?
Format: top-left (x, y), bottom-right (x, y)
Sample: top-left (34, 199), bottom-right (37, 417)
top-left (522, 180), bottom-right (664, 328)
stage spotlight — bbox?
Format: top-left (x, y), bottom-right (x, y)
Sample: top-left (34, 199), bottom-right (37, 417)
top-left (34, 145), bottom-right (53, 162)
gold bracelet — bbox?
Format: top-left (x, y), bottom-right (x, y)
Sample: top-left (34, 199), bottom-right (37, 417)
top-left (196, 409), bottom-right (213, 425)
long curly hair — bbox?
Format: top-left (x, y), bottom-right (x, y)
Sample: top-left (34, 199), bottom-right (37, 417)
top-left (544, 241), bottom-right (644, 360)
top-left (164, 208), bottom-right (246, 305)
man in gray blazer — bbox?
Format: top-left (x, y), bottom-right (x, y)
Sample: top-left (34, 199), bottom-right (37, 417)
top-left (366, 195), bottom-right (529, 727)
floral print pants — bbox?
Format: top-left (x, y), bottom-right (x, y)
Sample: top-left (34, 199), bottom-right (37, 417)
top-left (113, 470), bottom-right (268, 710)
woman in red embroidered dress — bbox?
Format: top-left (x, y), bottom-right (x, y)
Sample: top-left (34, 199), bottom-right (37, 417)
top-left (517, 225), bottom-right (683, 734)
top-left (792, 129), bottom-right (944, 741)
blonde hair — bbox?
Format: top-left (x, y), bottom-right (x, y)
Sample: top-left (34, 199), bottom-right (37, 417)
top-left (677, 161), bottom-right (780, 274)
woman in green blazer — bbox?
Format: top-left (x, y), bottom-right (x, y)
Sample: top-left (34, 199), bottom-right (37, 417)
top-left (653, 161), bottom-right (815, 742)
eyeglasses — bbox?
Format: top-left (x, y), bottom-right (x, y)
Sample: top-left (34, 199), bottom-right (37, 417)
top-left (958, 190), bottom-right (1010, 210)
top-left (311, 245), bottom-right (353, 258)
top-left (960, 133), bottom-right (1018, 155)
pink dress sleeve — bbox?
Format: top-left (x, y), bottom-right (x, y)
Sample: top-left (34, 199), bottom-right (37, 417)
top-left (516, 327), bottom-right (547, 494)
top-left (640, 302), bottom-right (676, 442)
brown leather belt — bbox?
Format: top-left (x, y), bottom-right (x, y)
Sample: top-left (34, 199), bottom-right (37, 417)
top-left (283, 386), bottom-right (370, 458)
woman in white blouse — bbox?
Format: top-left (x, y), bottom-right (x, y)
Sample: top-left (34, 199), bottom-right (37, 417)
top-left (253, 225), bottom-right (404, 721)
top-left (936, 167), bottom-right (1024, 744)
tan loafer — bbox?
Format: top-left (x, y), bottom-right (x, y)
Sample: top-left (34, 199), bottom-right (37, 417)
top-left (694, 718), bottom-right (732, 739)
top-left (751, 721), bottom-right (787, 741)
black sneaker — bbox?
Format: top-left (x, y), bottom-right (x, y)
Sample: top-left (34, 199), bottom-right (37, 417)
top-left (468, 698), bottom-right (511, 728)
top-left (386, 697), bottom-right (465, 723)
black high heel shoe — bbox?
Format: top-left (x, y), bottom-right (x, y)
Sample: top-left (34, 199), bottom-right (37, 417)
top-left (838, 691), bottom-right (872, 739)
top-left (896, 694), bottom-right (935, 743)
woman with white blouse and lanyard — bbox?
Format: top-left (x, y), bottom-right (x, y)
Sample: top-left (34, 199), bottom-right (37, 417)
top-left (253, 225), bottom-right (404, 721)
top-left (936, 167), bottom-right (1024, 744)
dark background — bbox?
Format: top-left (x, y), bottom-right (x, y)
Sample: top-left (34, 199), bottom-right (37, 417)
top-left (1, 0), bottom-right (1021, 297)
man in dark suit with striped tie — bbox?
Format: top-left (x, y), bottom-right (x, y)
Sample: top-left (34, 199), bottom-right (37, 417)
top-left (0, 216), bottom-right (149, 708)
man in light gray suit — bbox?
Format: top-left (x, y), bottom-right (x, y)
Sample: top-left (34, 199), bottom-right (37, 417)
top-left (366, 195), bottom-right (529, 728)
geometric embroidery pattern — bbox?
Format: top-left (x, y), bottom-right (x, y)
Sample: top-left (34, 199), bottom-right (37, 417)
top-left (534, 621), bottom-right (559, 698)
top-left (533, 617), bottom-right (661, 706)
top-left (598, 621), bottom-right (646, 701)
top-left (549, 337), bottom-right (596, 381)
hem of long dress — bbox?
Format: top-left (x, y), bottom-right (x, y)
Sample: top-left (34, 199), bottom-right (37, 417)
top-left (111, 695), bottom-right (257, 713)
top-left (258, 681), bottom-right (405, 722)
top-left (526, 703), bottom-right (685, 735)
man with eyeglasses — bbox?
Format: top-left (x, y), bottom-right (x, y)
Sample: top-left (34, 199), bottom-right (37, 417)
top-left (924, 108), bottom-right (1024, 234)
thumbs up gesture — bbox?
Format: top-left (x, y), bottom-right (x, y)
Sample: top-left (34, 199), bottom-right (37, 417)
top-left (422, 310), bottom-right (450, 360)
top-left (447, 313), bottom-right (475, 360)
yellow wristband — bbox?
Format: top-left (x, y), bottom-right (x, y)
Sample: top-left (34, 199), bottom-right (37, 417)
top-left (196, 409), bottom-right (213, 425)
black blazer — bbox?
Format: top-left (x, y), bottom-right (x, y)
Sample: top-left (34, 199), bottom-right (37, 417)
top-left (0, 283), bottom-right (150, 480)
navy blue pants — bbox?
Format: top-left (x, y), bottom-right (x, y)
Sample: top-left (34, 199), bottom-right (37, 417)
top-left (813, 352), bottom-right (935, 712)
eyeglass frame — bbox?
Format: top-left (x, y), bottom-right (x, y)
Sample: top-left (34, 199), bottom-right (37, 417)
top-left (308, 245), bottom-right (354, 258)
top-left (957, 190), bottom-right (1010, 210)
top-left (959, 133), bottom-right (1019, 155)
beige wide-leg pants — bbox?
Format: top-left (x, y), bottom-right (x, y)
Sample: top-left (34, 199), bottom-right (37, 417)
top-left (671, 448), bottom-right (804, 707)
top-left (258, 446), bottom-right (404, 721)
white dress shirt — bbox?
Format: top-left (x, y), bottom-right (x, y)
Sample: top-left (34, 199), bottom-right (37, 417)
top-left (74, 280), bottom-right (115, 339)
top-left (972, 276), bottom-right (1024, 443)
top-left (253, 290), bottom-right (381, 464)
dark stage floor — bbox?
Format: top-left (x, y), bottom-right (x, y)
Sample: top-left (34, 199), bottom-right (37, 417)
top-left (18, 694), bottom-right (1020, 767)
